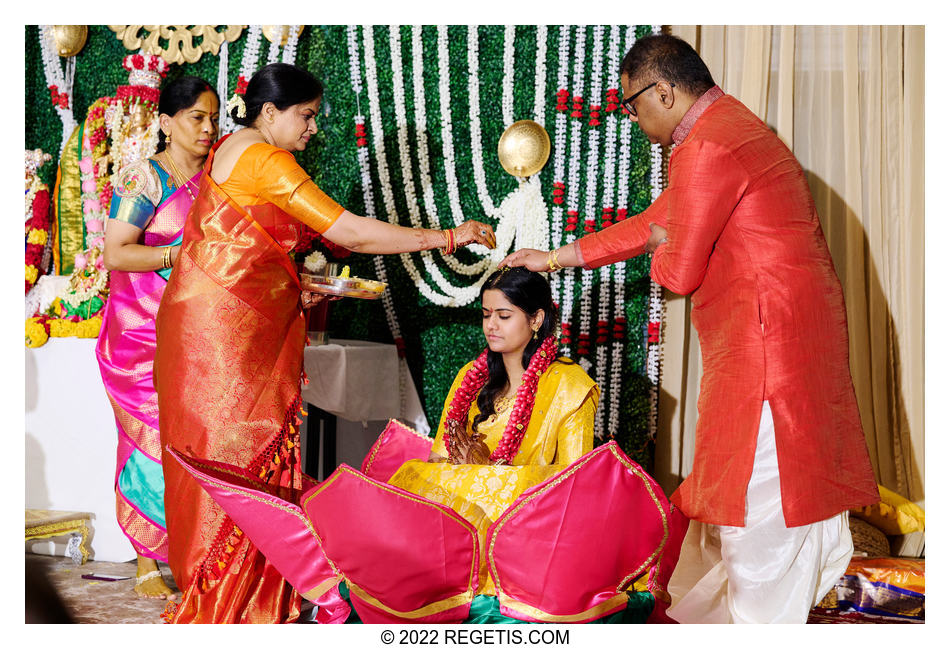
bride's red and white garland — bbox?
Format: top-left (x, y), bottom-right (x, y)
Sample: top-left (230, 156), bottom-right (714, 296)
top-left (443, 335), bottom-right (558, 465)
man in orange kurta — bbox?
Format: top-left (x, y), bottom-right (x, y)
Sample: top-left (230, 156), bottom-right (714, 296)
top-left (501, 34), bottom-right (878, 623)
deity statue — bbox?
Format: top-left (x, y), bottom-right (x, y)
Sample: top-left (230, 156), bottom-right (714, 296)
top-left (52, 51), bottom-right (169, 274)
top-left (80, 52), bottom-right (168, 252)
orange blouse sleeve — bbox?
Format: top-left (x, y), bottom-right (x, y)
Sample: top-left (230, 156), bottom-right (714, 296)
top-left (253, 145), bottom-right (345, 233)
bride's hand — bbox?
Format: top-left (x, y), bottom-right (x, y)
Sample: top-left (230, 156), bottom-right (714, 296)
top-left (450, 427), bottom-right (491, 466)
top-left (461, 432), bottom-right (491, 465)
top-left (427, 450), bottom-right (449, 463)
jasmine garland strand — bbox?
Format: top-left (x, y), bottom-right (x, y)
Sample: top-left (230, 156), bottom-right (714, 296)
top-left (577, 25), bottom-right (606, 373)
top-left (550, 25), bottom-right (572, 342)
top-left (346, 25), bottom-right (407, 418)
top-left (386, 25), bottom-right (502, 305)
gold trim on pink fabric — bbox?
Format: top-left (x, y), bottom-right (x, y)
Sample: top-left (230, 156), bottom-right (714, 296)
top-left (362, 419), bottom-right (432, 476)
top-left (301, 576), bottom-right (345, 603)
top-left (347, 582), bottom-right (473, 619)
top-left (497, 591), bottom-right (630, 623)
top-left (304, 465), bottom-right (480, 610)
top-left (487, 443), bottom-right (670, 614)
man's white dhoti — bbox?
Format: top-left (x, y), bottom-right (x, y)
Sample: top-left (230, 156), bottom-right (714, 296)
top-left (666, 401), bottom-right (853, 623)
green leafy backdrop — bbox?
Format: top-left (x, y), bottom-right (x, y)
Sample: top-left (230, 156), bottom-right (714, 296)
top-left (25, 25), bottom-right (659, 470)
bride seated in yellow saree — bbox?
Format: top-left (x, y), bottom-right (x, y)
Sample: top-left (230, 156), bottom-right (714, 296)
top-left (385, 267), bottom-right (599, 597)
top-left (169, 267), bottom-right (686, 624)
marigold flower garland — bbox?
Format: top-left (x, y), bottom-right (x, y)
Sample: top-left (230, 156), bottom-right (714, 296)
top-left (443, 335), bottom-right (558, 465)
top-left (25, 150), bottom-right (53, 295)
top-left (25, 189), bottom-right (51, 293)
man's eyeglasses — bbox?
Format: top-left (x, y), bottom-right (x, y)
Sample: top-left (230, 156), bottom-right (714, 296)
top-left (620, 81), bottom-right (674, 117)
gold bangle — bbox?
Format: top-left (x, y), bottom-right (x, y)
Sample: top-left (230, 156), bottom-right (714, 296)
top-left (161, 246), bottom-right (171, 269)
top-left (442, 228), bottom-right (457, 255)
top-left (547, 248), bottom-right (563, 272)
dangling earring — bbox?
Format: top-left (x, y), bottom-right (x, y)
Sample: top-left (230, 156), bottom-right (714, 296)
top-left (533, 328), bottom-right (539, 340)
top-left (165, 132), bottom-right (171, 143)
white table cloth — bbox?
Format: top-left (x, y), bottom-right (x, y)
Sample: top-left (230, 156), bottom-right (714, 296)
top-left (301, 338), bottom-right (429, 434)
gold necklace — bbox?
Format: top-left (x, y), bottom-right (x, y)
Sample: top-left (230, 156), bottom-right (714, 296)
top-left (163, 150), bottom-right (197, 200)
top-left (252, 126), bottom-right (275, 146)
top-left (494, 393), bottom-right (516, 414)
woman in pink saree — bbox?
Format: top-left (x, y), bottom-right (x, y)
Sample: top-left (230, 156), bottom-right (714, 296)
top-left (95, 77), bottom-right (219, 600)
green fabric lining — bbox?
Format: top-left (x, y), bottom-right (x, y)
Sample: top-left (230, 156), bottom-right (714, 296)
top-left (117, 448), bottom-right (166, 526)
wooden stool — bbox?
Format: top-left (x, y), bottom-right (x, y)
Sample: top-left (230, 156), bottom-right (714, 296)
top-left (25, 509), bottom-right (91, 564)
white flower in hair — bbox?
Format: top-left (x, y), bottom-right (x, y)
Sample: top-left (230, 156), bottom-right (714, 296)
top-left (226, 93), bottom-right (247, 118)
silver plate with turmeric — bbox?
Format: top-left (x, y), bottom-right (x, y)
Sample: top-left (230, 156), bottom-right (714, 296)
top-left (300, 273), bottom-right (387, 300)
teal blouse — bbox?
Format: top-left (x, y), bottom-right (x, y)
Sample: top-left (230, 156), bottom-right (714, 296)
top-left (109, 158), bottom-right (179, 230)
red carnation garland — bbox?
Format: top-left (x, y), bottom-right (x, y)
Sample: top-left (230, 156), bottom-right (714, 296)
top-left (443, 335), bottom-right (558, 465)
top-left (25, 187), bottom-right (52, 294)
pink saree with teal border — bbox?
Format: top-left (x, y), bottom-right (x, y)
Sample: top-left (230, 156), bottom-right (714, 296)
top-left (95, 166), bottom-right (198, 561)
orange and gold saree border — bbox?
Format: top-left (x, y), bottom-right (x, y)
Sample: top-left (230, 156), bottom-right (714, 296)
top-left (198, 151), bottom-right (293, 262)
top-left (303, 465), bottom-right (480, 619)
top-left (486, 442), bottom-right (670, 622)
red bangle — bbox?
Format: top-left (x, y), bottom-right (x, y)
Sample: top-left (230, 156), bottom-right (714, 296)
top-left (443, 228), bottom-right (457, 254)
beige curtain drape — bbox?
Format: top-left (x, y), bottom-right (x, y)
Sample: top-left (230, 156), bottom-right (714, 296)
top-left (655, 26), bottom-right (924, 506)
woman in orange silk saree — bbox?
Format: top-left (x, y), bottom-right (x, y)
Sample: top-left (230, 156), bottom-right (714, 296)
top-left (153, 62), bottom-right (495, 623)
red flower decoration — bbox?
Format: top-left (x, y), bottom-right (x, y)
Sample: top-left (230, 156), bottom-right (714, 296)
top-left (647, 321), bottom-right (660, 343)
top-left (236, 76), bottom-right (249, 95)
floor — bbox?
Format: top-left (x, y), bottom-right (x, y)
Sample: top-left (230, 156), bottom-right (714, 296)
top-left (26, 554), bottom-right (175, 624)
top-left (27, 553), bottom-right (913, 624)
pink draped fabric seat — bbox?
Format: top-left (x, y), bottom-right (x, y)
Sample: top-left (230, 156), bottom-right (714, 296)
top-left (302, 465), bottom-right (480, 623)
top-left (169, 420), bottom-right (686, 624)
top-left (486, 441), bottom-right (685, 622)
top-left (168, 423), bottom-right (480, 624)
top-left (361, 419), bottom-right (434, 482)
